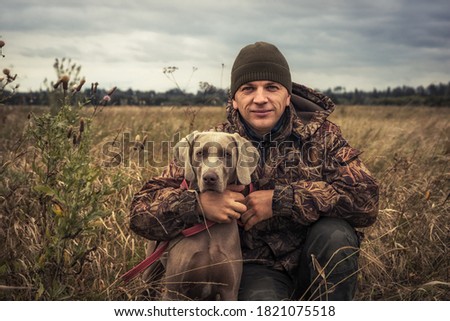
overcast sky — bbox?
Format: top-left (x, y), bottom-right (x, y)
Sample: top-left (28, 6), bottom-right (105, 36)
top-left (1, 0), bottom-right (450, 93)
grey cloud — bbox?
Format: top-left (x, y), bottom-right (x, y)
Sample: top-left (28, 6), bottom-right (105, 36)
top-left (2, 0), bottom-right (449, 92)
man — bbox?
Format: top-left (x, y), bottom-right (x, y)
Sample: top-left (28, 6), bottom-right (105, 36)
top-left (130, 41), bottom-right (379, 300)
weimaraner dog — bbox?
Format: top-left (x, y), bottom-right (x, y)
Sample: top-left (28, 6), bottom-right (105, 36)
top-left (151, 131), bottom-right (259, 300)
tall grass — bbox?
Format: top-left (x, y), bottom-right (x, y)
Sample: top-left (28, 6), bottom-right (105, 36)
top-left (0, 104), bottom-right (448, 300)
top-left (330, 106), bottom-right (449, 300)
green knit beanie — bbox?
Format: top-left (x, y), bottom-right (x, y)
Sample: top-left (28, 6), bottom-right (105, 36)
top-left (230, 41), bottom-right (292, 97)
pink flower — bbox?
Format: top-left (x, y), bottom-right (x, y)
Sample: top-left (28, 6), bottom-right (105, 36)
top-left (100, 95), bottom-right (112, 106)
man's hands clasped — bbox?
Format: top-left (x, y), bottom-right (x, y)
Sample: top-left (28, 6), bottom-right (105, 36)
top-left (198, 184), bottom-right (274, 231)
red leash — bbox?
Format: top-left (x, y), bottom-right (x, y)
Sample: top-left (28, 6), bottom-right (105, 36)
top-left (182, 219), bottom-right (216, 237)
top-left (120, 240), bottom-right (169, 283)
top-left (120, 220), bottom-right (215, 283)
top-left (120, 180), bottom-right (254, 283)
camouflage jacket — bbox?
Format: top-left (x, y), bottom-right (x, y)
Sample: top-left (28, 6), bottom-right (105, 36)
top-left (130, 82), bottom-right (379, 278)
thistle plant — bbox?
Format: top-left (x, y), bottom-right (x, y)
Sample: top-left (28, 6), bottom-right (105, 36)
top-left (0, 68), bottom-right (19, 103)
top-left (26, 76), bottom-right (123, 298)
top-left (43, 58), bottom-right (84, 114)
top-left (0, 39), bottom-right (5, 57)
top-left (0, 41), bottom-right (19, 104)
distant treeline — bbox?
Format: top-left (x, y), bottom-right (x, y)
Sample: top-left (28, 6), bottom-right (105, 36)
top-left (5, 81), bottom-right (450, 107)
top-left (323, 82), bottom-right (450, 106)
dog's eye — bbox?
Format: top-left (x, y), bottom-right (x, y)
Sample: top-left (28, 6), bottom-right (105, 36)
top-left (196, 151), bottom-right (203, 157)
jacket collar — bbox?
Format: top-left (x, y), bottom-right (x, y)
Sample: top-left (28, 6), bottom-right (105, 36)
top-left (238, 106), bottom-right (293, 142)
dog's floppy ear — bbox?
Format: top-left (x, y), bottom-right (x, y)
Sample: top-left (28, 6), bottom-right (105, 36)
top-left (232, 133), bottom-right (260, 185)
top-left (173, 131), bottom-right (199, 182)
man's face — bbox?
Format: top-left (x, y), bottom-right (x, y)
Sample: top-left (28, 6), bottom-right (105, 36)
top-left (232, 80), bottom-right (291, 136)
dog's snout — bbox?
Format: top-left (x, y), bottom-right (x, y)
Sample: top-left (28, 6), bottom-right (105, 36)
top-left (203, 172), bottom-right (219, 185)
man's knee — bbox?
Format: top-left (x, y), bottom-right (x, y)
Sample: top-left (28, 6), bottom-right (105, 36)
top-left (305, 217), bottom-right (359, 260)
top-left (239, 264), bottom-right (295, 301)
top-left (298, 217), bottom-right (360, 300)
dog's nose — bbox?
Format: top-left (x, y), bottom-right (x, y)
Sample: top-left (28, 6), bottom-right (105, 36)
top-left (203, 172), bottom-right (218, 185)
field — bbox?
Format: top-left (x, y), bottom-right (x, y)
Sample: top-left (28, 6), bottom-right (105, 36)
top-left (0, 103), bottom-right (449, 300)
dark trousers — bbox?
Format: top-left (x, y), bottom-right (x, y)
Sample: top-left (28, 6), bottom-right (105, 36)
top-left (238, 217), bottom-right (360, 301)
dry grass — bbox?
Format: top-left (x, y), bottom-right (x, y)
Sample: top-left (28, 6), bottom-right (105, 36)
top-left (0, 104), bottom-right (448, 300)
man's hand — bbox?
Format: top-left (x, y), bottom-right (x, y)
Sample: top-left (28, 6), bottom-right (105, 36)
top-left (198, 185), bottom-right (247, 223)
top-left (240, 190), bottom-right (274, 231)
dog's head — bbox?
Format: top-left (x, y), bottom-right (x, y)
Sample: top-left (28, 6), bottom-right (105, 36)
top-left (174, 131), bottom-right (259, 193)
